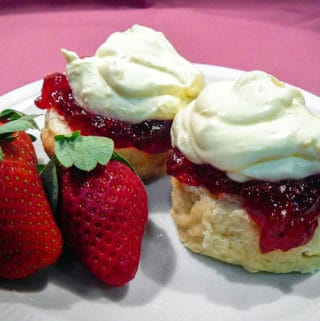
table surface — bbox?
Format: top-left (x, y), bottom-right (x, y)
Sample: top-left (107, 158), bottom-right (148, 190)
top-left (1, 0), bottom-right (320, 98)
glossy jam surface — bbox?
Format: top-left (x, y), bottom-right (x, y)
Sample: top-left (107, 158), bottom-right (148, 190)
top-left (35, 73), bottom-right (172, 153)
top-left (167, 148), bottom-right (320, 253)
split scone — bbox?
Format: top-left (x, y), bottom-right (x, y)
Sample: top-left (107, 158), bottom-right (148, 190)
top-left (35, 25), bottom-right (205, 180)
top-left (167, 70), bottom-right (320, 273)
top-left (41, 108), bottom-right (169, 180)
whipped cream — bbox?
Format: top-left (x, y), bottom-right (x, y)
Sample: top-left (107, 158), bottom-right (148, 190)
top-left (171, 70), bottom-right (320, 182)
top-left (61, 25), bottom-right (204, 124)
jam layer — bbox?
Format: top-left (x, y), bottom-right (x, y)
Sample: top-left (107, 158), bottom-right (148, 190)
top-left (35, 73), bottom-right (172, 154)
top-left (167, 148), bottom-right (320, 253)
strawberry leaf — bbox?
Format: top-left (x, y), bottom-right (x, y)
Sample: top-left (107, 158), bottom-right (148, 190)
top-left (0, 109), bottom-right (26, 121)
top-left (40, 158), bottom-right (59, 212)
top-left (0, 114), bottom-right (39, 136)
top-left (28, 133), bottom-right (37, 142)
top-left (0, 132), bottom-right (16, 142)
top-left (54, 131), bottom-right (114, 171)
top-left (37, 164), bottom-right (46, 172)
top-left (111, 151), bottom-right (135, 172)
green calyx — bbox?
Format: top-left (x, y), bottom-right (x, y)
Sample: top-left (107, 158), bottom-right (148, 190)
top-left (54, 131), bottom-right (133, 171)
top-left (54, 131), bottom-right (114, 171)
top-left (40, 157), bottom-right (59, 213)
top-left (0, 109), bottom-right (39, 160)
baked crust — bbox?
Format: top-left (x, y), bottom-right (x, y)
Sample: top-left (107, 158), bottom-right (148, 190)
top-left (41, 109), bottom-right (72, 158)
top-left (115, 147), bottom-right (167, 181)
top-left (41, 109), bottom-right (167, 181)
top-left (170, 177), bottom-right (320, 273)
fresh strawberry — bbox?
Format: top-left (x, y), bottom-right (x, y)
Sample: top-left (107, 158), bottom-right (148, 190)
top-left (50, 132), bottom-right (148, 286)
top-left (0, 109), bottom-right (63, 279)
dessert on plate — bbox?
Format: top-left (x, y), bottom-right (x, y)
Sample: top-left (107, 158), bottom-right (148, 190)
top-left (35, 24), bottom-right (205, 180)
top-left (167, 70), bottom-right (320, 273)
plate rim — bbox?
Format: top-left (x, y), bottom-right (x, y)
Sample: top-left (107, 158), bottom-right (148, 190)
top-left (1, 63), bottom-right (319, 112)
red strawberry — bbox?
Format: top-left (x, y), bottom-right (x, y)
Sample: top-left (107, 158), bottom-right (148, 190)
top-left (0, 110), bottom-right (63, 279)
top-left (51, 132), bottom-right (148, 286)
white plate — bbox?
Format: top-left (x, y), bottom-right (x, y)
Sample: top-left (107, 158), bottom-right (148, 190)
top-left (1, 65), bottom-right (320, 321)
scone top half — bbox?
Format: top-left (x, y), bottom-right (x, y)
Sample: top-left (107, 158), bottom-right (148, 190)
top-left (35, 25), bottom-right (205, 180)
top-left (168, 70), bottom-right (320, 273)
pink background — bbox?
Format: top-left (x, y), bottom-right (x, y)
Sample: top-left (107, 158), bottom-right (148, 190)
top-left (1, 0), bottom-right (320, 96)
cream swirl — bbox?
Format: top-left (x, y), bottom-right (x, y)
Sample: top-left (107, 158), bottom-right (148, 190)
top-left (171, 70), bottom-right (320, 182)
top-left (61, 25), bottom-right (204, 124)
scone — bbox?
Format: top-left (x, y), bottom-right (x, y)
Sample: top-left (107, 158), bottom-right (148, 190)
top-left (41, 108), bottom-right (169, 180)
top-left (167, 70), bottom-right (320, 273)
top-left (35, 25), bottom-right (205, 180)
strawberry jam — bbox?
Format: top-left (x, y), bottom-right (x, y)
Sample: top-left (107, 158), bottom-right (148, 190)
top-left (35, 73), bottom-right (172, 153)
top-left (167, 148), bottom-right (320, 253)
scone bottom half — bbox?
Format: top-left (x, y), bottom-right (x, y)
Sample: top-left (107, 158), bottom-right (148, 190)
top-left (166, 145), bottom-right (320, 274)
top-left (170, 177), bottom-right (320, 274)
